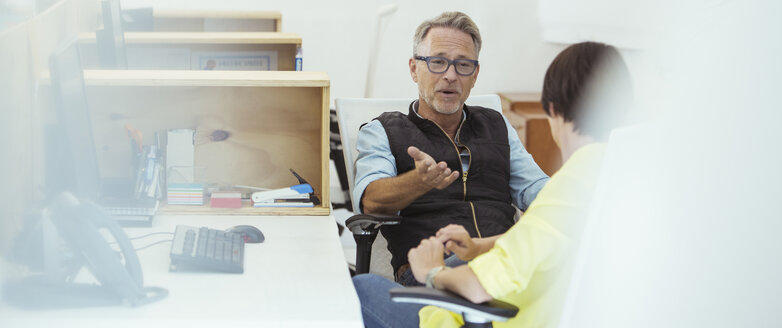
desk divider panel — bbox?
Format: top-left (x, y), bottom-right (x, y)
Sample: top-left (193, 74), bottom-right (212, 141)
top-left (84, 70), bottom-right (330, 215)
top-left (151, 9), bottom-right (282, 32)
top-left (78, 32), bottom-right (301, 71)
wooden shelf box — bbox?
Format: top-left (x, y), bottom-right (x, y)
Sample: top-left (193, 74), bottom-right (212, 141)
top-left (83, 70), bottom-right (330, 215)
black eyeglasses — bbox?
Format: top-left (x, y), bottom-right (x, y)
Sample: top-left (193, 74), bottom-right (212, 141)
top-left (414, 56), bottom-right (479, 76)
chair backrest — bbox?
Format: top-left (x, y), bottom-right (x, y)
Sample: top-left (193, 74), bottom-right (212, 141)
top-left (335, 94), bottom-right (503, 214)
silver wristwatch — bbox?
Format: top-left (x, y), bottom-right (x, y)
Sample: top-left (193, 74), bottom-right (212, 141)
top-left (425, 265), bottom-right (447, 288)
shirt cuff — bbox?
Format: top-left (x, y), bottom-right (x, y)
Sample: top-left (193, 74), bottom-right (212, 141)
top-left (468, 248), bottom-right (521, 299)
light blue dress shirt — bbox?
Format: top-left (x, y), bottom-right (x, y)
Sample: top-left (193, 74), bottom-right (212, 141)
top-left (353, 106), bottom-right (549, 213)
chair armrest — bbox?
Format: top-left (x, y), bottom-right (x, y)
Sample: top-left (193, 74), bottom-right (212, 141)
top-left (345, 213), bottom-right (402, 275)
top-left (390, 287), bottom-right (518, 324)
top-left (345, 213), bottom-right (402, 235)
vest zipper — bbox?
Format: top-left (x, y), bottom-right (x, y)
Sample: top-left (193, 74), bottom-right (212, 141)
top-left (461, 145), bottom-right (472, 200)
top-left (469, 201), bottom-right (482, 238)
top-left (429, 118), bottom-right (482, 237)
top-left (429, 120), bottom-right (467, 199)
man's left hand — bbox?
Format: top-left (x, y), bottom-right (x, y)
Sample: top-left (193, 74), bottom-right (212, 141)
top-left (408, 236), bottom-right (446, 283)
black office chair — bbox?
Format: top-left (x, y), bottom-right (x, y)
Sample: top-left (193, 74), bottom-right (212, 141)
top-left (329, 107), bottom-right (353, 211)
top-left (344, 213), bottom-right (401, 275)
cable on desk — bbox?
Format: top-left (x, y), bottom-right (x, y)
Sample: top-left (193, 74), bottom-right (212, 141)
top-left (128, 231), bottom-right (174, 240)
top-left (135, 239), bottom-right (173, 252)
top-left (108, 232), bottom-right (174, 247)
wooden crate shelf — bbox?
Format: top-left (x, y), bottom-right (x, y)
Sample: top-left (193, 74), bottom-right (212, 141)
top-left (83, 70), bottom-right (330, 215)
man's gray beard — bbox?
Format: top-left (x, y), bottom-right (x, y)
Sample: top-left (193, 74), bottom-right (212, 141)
top-left (422, 93), bottom-right (461, 115)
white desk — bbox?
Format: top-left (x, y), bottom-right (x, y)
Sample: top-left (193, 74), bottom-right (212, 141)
top-left (1, 215), bottom-right (363, 328)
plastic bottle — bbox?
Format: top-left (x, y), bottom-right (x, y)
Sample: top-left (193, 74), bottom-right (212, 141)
top-left (295, 47), bottom-right (303, 71)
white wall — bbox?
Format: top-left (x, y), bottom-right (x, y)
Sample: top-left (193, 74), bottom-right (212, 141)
top-left (560, 1), bottom-right (782, 326)
top-left (122, 0), bottom-right (567, 104)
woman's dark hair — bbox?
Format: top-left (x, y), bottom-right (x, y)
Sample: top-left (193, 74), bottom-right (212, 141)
top-left (541, 41), bottom-right (633, 140)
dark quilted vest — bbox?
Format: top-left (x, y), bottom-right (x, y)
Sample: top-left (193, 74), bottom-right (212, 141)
top-left (376, 101), bottom-right (516, 273)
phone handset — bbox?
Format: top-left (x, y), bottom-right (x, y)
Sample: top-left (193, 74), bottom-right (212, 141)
top-left (49, 192), bottom-right (167, 306)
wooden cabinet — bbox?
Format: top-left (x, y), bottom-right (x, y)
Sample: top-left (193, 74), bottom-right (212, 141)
top-left (83, 70), bottom-right (330, 215)
top-left (499, 92), bottom-right (562, 176)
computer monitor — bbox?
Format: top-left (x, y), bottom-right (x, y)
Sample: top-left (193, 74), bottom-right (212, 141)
top-left (47, 40), bottom-right (103, 200)
top-left (96, 0), bottom-right (128, 69)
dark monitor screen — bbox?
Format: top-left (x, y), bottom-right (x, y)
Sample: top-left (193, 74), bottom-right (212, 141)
top-left (96, 0), bottom-right (127, 69)
top-left (48, 40), bottom-right (103, 200)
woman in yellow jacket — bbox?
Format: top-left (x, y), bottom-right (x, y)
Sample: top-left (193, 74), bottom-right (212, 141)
top-left (352, 40), bottom-right (633, 328)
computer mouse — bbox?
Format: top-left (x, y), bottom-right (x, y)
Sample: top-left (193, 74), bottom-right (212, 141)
top-left (227, 225), bottom-right (265, 243)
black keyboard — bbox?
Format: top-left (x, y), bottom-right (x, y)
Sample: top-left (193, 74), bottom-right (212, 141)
top-left (169, 225), bottom-right (245, 273)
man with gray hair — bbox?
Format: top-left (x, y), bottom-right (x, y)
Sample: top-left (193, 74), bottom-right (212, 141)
top-left (353, 11), bottom-right (548, 285)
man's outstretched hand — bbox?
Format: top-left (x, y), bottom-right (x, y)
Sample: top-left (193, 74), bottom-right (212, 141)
top-left (408, 146), bottom-right (460, 190)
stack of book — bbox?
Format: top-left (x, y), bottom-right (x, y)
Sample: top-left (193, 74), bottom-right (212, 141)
top-left (167, 183), bottom-right (204, 205)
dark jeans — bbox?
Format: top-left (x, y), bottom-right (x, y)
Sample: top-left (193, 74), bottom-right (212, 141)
top-left (353, 274), bottom-right (422, 328)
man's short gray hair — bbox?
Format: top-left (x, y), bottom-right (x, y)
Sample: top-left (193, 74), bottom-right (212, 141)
top-left (413, 11), bottom-right (482, 58)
